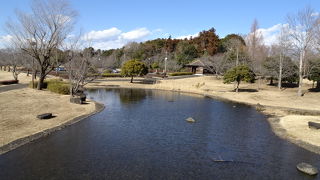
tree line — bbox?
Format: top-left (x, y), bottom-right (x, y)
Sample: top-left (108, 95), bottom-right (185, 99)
top-left (0, 0), bottom-right (320, 96)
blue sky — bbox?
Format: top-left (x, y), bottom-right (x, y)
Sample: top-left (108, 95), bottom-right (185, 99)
top-left (0, 0), bottom-right (319, 49)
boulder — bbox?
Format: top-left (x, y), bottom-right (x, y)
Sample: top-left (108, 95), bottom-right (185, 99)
top-left (75, 92), bottom-right (86, 102)
top-left (296, 162), bottom-right (318, 176)
top-left (308, 122), bottom-right (320, 130)
top-left (70, 97), bottom-right (83, 104)
top-left (37, 113), bottom-right (53, 120)
top-left (186, 117), bottom-right (196, 123)
top-left (79, 94), bottom-right (86, 102)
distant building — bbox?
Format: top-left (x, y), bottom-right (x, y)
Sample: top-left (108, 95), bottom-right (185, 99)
top-left (55, 66), bottom-right (66, 71)
top-left (185, 59), bottom-right (213, 75)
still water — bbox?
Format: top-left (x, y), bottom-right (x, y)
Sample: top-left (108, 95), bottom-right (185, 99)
top-left (0, 88), bottom-right (319, 180)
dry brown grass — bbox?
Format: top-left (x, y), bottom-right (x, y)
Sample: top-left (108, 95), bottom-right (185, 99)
top-left (0, 71), bottom-right (96, 148)
top-left (0, 70), bottom-right (32, 84)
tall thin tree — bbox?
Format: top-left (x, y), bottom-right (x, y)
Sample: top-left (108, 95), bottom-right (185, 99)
top-left (6, 0), bottom-right (77, 90)
top-left (287, 6), bottom-right (319, 96)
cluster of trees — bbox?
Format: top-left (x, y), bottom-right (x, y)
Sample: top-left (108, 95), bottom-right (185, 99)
top-left (1, 0), bottom-right (320, 96)
top-left (0, 0), bottom-right (97, 98)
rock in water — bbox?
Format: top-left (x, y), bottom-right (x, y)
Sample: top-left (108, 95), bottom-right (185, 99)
top-left (186, 117), bottom-right (196, 123)
top-left (296, 162), bottom-right (318, 176)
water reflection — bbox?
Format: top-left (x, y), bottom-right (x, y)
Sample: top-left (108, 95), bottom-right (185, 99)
top-left (0, 88), bottom-right (319, 180)
top-left (118, 88), bottom-right (147, 105)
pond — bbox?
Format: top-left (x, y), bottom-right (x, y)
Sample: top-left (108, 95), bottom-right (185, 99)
top-left (0, 88), bottom-right (319, 179)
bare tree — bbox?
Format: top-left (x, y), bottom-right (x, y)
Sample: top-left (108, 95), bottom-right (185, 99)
top-left (0, 48), bottom-right (25, 80)
top-left (199, 54), bottom-right (226, 76)
top-left (287, 6), bottom-right (319, 96)
top-left (6, 0), bottom-right (77, 90)
top-left (246, 19), bottom-right (266, 89)
top-left (275, 25), bottom-right (292, 89)
top-left (67, 51), bottom-right (95, 97)
top-left (224, 38), bottom-right (244, 66)
top-left (8, 49), bottom-right (22, 81)
top-left (62, 34), bottom-right (96, 98)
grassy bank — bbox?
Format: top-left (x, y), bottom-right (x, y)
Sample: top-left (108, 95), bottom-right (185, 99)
top-left (0, 71), bottom-right (101, 154)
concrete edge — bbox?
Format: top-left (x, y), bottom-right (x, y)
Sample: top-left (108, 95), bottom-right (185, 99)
top-left (0, 101), bottom-right (105, 155)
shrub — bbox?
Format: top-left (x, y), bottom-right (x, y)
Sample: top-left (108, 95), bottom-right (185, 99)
top-left (47, 79), bottom-right (70, 95)
top-left (104, 69), bottom-right (112, 73)
top-left (168, 72), bottom-right (193, 76)
top-left (29, 81), bottom-right (48, 89)
top-left (223, 65), bottom-right (255, 92)
top-left (102, 73), bottom-right (122, 77)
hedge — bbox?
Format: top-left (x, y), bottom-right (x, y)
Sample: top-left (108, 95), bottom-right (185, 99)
top-left (29, 79), bottom-right (70, 95)
top-left (168, 72), bottom-right (193, 76)
top-left (102, 73), bottom-right (122, 77)
top-left (47, 79), bottom-right (70, 95)
top-left (29, 81), bottom-right (48, 89)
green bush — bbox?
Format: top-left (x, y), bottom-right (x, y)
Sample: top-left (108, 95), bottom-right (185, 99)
top-left (102, 73), bottom-right (122, 77)
top-left (104, 69), bottom-right (112, 73)
top-left (29, 79), bottom-right (69, 94)
top-left (47, 79), bottom-right (70, 95)
top-left (169, 72), bottom-right (193, 76)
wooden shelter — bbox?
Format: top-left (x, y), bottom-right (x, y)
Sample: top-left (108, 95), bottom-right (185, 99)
top-left (185, 59), bottom-right (213, 75)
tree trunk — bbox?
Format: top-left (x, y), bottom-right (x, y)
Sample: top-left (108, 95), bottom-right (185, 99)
top-left (269, 77), bottom-right (273, 85)
top-left (4, 66), bottom-right (6, 71)
top-left (68, 62), bottom-right (73, 97)
top-left (278, 53), bottom-right (283, 90)
top-left (236, 80), bottom-right (240, 93)
top-left (130, 76), bottom-right (133, 83)
top-left (12, 66), bottom-right (18, 81)
top-left (316, 80), bottom-right (320, 90)
top-left (27, 69), bottom-right (30, 76)
top-left (37, 70), bottom-right (46, 90)
top-left (32, 69), bottom-right (35, 89)
top-left (297, 50), bottom-right (304, 96)
top-left (7, 66), bottom-right (10, 72)
top-left (236, 48), bottom-right (239, 66)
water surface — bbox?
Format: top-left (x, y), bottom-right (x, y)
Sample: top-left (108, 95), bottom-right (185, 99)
top-left (0, 88), bottom-right (319, 180)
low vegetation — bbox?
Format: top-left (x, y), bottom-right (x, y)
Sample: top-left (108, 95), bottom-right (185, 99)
top-left (102, 73), bottom-right (122, 78)
top-left (30, 79), bottom-right (70, 95)
top-left (169, 72), bottom-right (193, 76)
top-left (47, 79), bottom-right (70, 95)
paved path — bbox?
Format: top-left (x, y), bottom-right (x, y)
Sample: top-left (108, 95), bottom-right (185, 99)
top-left (0, 84), bottom-right (28, 93)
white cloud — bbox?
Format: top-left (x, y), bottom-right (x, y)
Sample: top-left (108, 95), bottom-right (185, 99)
top-left (82, 27), bottom-right (154, 50)
top-left (85, 27), bottom-right (122, 40)
top-left (120, 28), bottom-right (151, 40)
top-left (0, 35), bottom-right (13, 48)
top-left (311, 12), bottom-right (319, 17)
top-left (92, 40), bottom-right (125, 50)
top-left (249, 23), bottom-right (289, 46)
top-left (176, 33), bottom-right (199, 40)
top-left (257, 24), bottom-right (283, 45)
